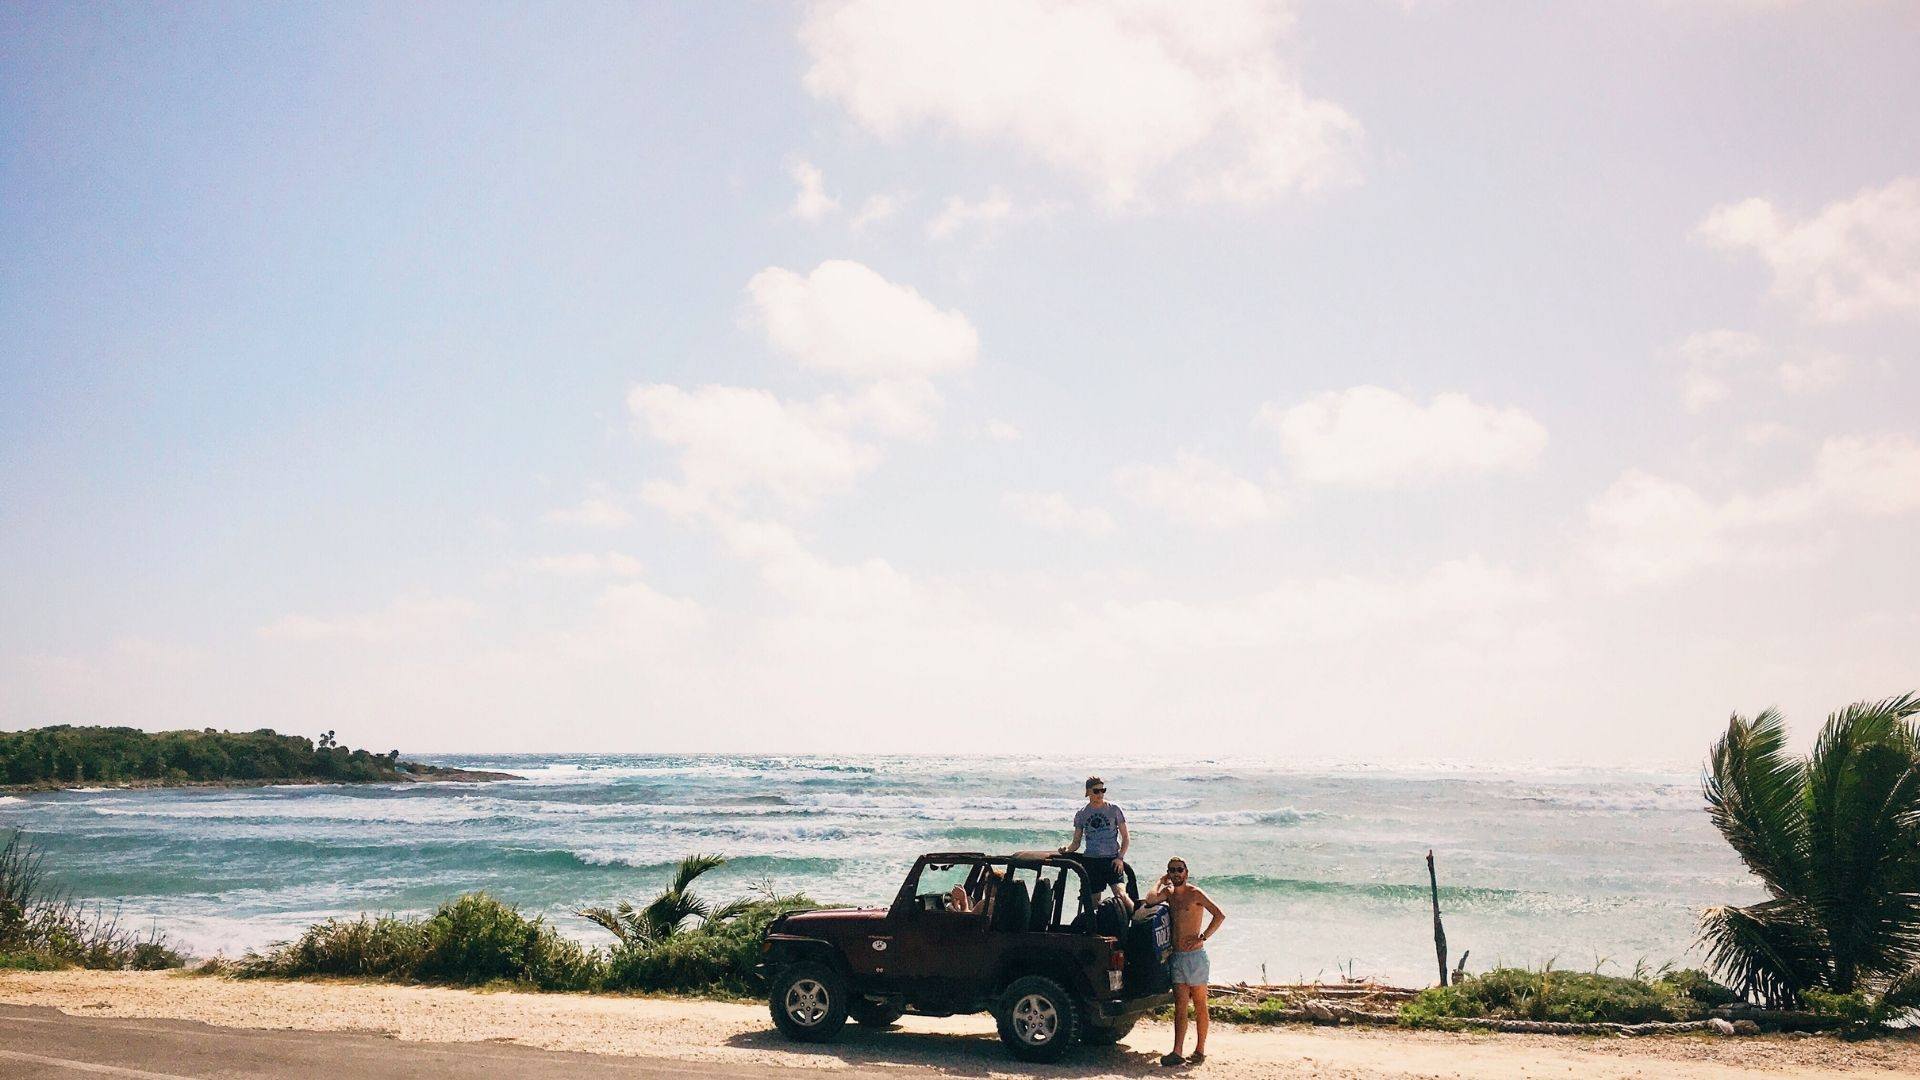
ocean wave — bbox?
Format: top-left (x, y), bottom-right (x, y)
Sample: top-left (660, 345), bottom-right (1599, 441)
top-left (1154, 807), bottom-right (1308, 827)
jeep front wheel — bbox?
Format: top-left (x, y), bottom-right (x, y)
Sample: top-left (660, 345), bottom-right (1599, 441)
top-left (995, 975), bottom-right (1080, 1062)
top-left (769, 962), bottom-right (850, 1042)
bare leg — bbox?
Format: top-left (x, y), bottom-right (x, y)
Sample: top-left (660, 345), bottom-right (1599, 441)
top-left (1192, 984), bottom-right (1209, 1056)
top-left (1171, 986), bottom-right (1190, 1058)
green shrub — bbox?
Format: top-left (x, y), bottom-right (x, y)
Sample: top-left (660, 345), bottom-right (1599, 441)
top-left (1401, 968), bottom-right (1695, 1027)
top-left (1656, 967), bottom-right (1740, 1008)
top-left (240, 915), bottom-right (426, 979)
top-left (602, 898), bottom-right (802, 996)
top-left (0, 830), bottom-right (184, 971)
top-left (242, 895), bottom-right (602, 991)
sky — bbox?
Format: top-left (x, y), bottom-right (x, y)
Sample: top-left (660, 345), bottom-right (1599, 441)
top-left (2, 1), bottom-right (1916, 761)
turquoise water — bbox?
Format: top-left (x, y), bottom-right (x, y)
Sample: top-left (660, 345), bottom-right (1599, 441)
top-left (0, 755), bottom-right (1760, 985)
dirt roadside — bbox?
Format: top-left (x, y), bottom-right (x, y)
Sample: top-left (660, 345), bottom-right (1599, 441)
top-left (3, 970), bottom-right (1914, 1080)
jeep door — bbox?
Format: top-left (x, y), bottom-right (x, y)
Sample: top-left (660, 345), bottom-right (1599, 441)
top-left (885, 860), bottom-right (999, 1006)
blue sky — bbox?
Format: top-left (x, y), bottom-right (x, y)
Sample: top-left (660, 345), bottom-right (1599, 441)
top-left (3, 1), bottom-right (1916, 758)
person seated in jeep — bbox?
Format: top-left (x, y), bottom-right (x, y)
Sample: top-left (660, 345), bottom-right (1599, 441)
top-left (1057, 775), bottom-right (1132, 914)
top-left (947, 867), bottom-right (1003, 914)
top-left (1138, 856), bottom-right (1224, 1066)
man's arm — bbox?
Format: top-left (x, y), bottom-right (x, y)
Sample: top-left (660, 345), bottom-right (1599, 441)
top-left (1058, 826), bottom-right (1083, 854)
top-left (1196, 888), bottom-right (1225, 944)
top-left (1115, 818), bottom-right (1130, 863)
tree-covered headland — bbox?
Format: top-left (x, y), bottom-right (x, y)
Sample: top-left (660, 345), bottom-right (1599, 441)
top-left (0, 725), bottom-right (497, 788)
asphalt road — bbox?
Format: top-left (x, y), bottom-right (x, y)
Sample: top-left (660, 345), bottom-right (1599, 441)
top-left (0, 1004), bottom-right (856, 1080)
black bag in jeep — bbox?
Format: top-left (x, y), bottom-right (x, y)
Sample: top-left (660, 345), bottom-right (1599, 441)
top-left (1094, 897), bottom-right (1130, 937)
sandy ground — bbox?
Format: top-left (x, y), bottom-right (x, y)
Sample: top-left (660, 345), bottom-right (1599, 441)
top-left (3, 970), bottom-right (1916, 1080)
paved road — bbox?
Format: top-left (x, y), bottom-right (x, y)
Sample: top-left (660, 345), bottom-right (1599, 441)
top-left (0, 1004), bottom-right (858, 1080)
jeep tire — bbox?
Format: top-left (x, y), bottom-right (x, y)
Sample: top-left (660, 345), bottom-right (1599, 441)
top-left (769, 961), bottom-right (850, 1042)
top-left (995, 974), bottom-right (1080, 1062)
top-left (848, 996), bottom-right (906, 1028)
top-left (1082, 1015), bottom-right (1137, 1046)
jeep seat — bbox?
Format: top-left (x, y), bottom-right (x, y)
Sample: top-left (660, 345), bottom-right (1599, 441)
top-left (993, 878), bottom-right (1030, 932)
top-left (1028, 877), bottom-right (1055, 932)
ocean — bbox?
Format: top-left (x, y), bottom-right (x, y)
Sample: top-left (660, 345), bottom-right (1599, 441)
top-left (0, 755), bottom-right (1760, 986)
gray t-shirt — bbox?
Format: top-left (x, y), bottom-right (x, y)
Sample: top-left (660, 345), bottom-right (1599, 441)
top-left (1075, 802), bottom-right (1126, 858)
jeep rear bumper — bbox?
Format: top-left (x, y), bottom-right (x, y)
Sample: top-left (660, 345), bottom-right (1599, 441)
top-left (1100, 991), bottom-right (1172, 1020)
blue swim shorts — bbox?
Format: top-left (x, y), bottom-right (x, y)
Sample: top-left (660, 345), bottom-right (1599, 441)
top-left (1170, 948), bottom-right (1210, 986)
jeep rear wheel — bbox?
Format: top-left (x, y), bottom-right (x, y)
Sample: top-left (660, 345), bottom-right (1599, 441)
top-left (769, 962), bottom-right (849, 1042)
top-left (995, 975), bottom-right (1080, 1063)
top-left (848, 997), bottom-right (906, 1028)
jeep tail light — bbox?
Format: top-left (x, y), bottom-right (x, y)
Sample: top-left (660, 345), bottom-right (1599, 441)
top-left (1108, 950), bottom-right (1126, 970)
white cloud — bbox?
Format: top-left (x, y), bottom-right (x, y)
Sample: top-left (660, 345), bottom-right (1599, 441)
top-left (983, 419), bottom-right (1022, 442)
top-left (636, 262), bottom-right (976, 513)
top-left (747, 260), bottom-right (978, 382)
top-left (1259, 386), bottom-right (1547, 487)
top-left (1113, 451), bottom-right (1273, 528)
top-left (525, 552), bottom-right (646, 578)
top-left (1586, 433), bottom-right (1920, 583)
top-left (850, 193), bottom-right (901, 230)
top-left (799, 0), bottom-right (1362, 209)
top-left (1814, 434), bottom-right (1920, 516)
top-left (1003, 491), bottom-right (1115, 537)
top-left (788, 160), bottom-right (839, 222)
top-left (1672, 329), bottom-right (1763, 412)
top-left (546, 495), bottom-right (632, 529)
top-left (1671, 330), bottom-right (1851, 410)
top-left (1695, 177), bottom-right (1920, 322)
top-left (630, 384), bottom-right (881, 511)
top-left (927, 191), bottom-right (1015, 240)
top-left (258, 593), bottom-right (480, 644)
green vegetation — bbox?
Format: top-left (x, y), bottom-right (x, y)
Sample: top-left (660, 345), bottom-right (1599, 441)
top-left (0, 830), bottom-right (183, 971)
top-left (1399, 967), bottom-right (1734, 1028)
top-left (1699, 692), bottom-right (1920, 1018)
top-left (241, 856), bottom-right (817, 997)
top-left (0, 725), bottom-right (414, 787)
top-left (241, 893), bottom-right (601, 991)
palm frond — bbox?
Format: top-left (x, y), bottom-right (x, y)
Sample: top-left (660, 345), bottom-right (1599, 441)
top-left (669, 854), bottom-right (727, 894)
top-left (1699, 899), bottom-right (1826, 1006)
top-left (705, 897), bottom-right (759, 924)
top-left (1704, 708), bottom-right (1810, 900)
top-left (1875, 966), bottom-right (1920, 1024)
top-left (1804, 695), bottom-right (1920, 990)
top-left (576, 905), bottom-right (633, 945)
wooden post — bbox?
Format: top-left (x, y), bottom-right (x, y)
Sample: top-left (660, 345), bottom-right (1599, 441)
top-left (1427, 850), bottom-right (1449, 986)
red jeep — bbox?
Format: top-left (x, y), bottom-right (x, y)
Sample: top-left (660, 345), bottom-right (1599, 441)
top-left (759, 850), bottom-right (1174, 1062)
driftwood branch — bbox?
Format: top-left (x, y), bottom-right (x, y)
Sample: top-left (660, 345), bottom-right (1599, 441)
top-left (1427, 849), bottom-right (1449, 986)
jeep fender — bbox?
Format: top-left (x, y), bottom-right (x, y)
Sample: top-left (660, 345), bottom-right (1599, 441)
top-left (993, 956), bottom-right (1095, 1002)
top-left (763, 934), bottom-right (851, 976)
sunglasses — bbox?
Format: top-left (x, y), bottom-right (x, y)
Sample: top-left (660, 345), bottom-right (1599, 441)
top-left (1089, 787), bottom-right (1106, 794)
top-left (1168, 866), bottom-right (1188, 873)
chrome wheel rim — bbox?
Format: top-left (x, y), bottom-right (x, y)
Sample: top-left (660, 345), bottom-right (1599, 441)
top-left (785, 978), bottom-right (830, 1026)
top-left (1011, 993), bottom-right (1059, 1045)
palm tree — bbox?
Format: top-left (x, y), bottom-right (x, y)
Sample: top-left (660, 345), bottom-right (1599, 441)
top-left (1700, 691), bottom-right (1920, 1009)
top-left (579, 854), bottom-right (728, 945)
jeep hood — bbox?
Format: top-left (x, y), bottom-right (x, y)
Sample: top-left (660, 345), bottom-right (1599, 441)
top-left (774, 906), bottom-right (888, 929)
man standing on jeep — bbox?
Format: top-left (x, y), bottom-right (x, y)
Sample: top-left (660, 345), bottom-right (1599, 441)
top-left (1140, 857), bottom-right (1224, 1066)
top-left (1058, 775), bottom-right (1132, 914)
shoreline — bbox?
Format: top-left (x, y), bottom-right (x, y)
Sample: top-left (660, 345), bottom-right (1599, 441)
top-left (1, 768), bottom-right (522, 795)
top-left (3, 969), bottom-right (1914, 1079)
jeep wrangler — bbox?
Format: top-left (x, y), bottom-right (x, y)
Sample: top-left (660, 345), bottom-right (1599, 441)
top-left (759, 850), bottom-right (1174, 1062)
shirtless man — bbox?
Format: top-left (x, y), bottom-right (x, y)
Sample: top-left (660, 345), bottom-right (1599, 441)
top-left (1140, 857), bottom-right (1224, 1066)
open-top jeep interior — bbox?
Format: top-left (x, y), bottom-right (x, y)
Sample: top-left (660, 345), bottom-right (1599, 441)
top-left (762, 849), bottom-right (1172, 1062)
